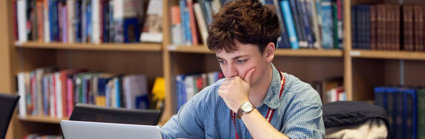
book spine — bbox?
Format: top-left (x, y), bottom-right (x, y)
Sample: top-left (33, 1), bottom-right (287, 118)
top-left (320, 0), bottom-right (333, 49)
top-left (281, 0), bottom-right (300, 49)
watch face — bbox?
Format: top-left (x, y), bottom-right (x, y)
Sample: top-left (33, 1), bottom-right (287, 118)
top-left (241, 102), bottom-right (254, 112)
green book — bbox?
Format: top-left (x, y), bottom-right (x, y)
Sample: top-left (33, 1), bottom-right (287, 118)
top-left (418, 89), bottom-right (425, 139)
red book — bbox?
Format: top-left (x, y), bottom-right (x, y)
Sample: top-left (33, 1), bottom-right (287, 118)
top-left (36, 0), bottom-right (44, 41)
top-left (186, 0), bottom-right (199, 45)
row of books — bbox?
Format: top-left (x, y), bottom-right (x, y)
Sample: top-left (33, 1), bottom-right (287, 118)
top-left (24, 134), bottom-right (62, 139)
top-left (374, 87), bottom-right (425, 139)
top-left (17, 67), bottom-right (154, 119)
top-left (352, 4), bottom-right (425, 51)
top-left (175, 71), bottom-right (224, 111)
top-left (170, 0), bottom-right (344, 49)
top-left (311, 77), bottom-right (345, 103)
top-left (275, 0), bottom-right (344, 49)
top-left (14, 0), bottom-right (162, 44)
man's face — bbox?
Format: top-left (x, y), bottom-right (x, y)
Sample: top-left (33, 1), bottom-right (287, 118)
top-left (216, 41), bottom-right (274, 86)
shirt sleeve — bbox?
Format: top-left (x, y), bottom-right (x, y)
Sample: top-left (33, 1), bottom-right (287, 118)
top-left (160, 88), bottom-right (208, 139)
top-left (281, 84), bottom-right (325, 138)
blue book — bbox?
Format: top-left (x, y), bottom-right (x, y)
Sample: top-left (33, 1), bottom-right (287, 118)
top-left (74, 0), bottom-right (82, 42)
top-left (115, 78), bottom-right (120, 108)
top-left (289, 0), bottom-right (305, 47)
top-left (298, 0), bottom-right (315, 48)
top-left (123, 18), bottom-right (141, 43)
top-left (320, 0), bottom-right (333, 49)
top-left (273, 0), bottom-right (290, 48)
top-left (351, 6), bottom-right (357, 49)
top-left (176, 75), bottom-right (187, 111)
top-left (42, 76), bottom-right (49, 116)
top-left (49, 0), bottom-right (60, 42)
top-left (374, 87), bottom-right (387, 110)
top-left (403, 89), bottom-right (417, 139)
top-left (102, 1), bottom-right (110, 42)
top-left (280, 0), bottom-right (299, 49)
top-left (85, 0), bottom-right (92, 43)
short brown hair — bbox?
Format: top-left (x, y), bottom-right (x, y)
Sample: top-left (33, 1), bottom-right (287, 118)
top-left (207, 0), bottom-right (280, 53)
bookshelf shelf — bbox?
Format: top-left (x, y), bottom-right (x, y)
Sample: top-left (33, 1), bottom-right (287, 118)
top-left (18, 116), bottom-right (67, 124)
top-left (167, 45), bottom-right (213, 54)
top-left (167, 45), bottom-right (343, 57)
top-left (274, 49), bottom-right (343, 57)
top-left (350, 50), bottom-right (425, 60)
top-left (15, 42), bottom-right (162, 52)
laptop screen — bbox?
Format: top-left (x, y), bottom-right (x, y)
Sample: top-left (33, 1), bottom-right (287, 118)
top-left (69, 103), bottom-right (161, 125)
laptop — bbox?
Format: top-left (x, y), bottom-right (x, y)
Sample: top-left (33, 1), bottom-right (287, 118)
top-left (60, 120), bottom-right (162, 139)
top-left (0, 93), bottom-right (20, 139)
top-left (70, 103), bottom-right (161, 125)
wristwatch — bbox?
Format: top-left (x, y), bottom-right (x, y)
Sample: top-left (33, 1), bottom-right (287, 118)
top-left (236, 102), bottom-right (255, 119)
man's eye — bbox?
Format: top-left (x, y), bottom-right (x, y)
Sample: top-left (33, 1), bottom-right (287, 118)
top-left (218, 60), bottom-right (225, 64)
top-left (236, 59), bottom-right (247, 63)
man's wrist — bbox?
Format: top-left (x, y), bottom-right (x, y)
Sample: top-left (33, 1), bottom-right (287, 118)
top-left (236, 101), bottom-right (255, 119)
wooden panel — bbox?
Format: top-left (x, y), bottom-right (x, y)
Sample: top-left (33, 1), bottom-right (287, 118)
top-left (344, 0), bottom-right (353, 100)
top-left (16, 42), bottom-right (162, 52)
top-left (383, 60), bottom-right (425, 86)
top-left (56, 50), bottom-right (163, 92)
top-left (18, 116), bottom-right (66, 124)
top-left (15, 49), bottom-right (57, 72)
top-left (273, 57), bottom-right (344, 83)
top-left (352, 59), bottom-right (385, 101)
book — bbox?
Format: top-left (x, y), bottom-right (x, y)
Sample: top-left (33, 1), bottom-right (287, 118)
top-left (140, 0), bottom-right (163, 43)
top-left (193, 3), bottom-right (208, 45)
top-left (418, 89), bottom-right (425, 139)
top-left (281, 0), bottom-right (300, 49)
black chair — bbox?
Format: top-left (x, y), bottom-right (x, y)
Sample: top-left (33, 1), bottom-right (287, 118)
top-left (69, 103), bottom-right (162, 125)
top-left (0, 93), bottom-right (20, 139)
top-left (323, 101), bottom-right (390, 139)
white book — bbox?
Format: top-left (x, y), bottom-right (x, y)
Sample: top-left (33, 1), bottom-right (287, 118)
top-left (18, 73), bottom-right (27, 118)
top-left (67, 0), bottom-right (75, 43)
top-left (55, 73), bottom-right (63, 118)
top-left (92, 0), bottom-right (100, 44)
top-left (193, 3), bottom-right (208, 45)
top-left (184, 76), bottom-right (195, 101)
top-left (140, 0), bottom-right (163, 42)
top-left (123, 75), bottom-right (148, 109)
top-left (44, 0), bottom-right (50, 42)
top-left (211, 0), bottom-right (221, 13)
top-left (17, 0), bottom-right (27, 43)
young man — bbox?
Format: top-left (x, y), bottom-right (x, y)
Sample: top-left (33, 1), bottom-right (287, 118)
top-left (161, 0), bottom-right (325, 138)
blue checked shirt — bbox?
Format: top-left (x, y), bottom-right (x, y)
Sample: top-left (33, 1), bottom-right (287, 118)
top-left (161, 64), bottom-right (325, 138)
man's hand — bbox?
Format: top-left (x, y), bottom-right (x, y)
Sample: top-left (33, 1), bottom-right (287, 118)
top-left (218, 68), bottom-right (256, 112)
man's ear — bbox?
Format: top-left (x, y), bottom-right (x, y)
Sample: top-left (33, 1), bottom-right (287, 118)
top-left (264, 42), bottom-right (275, 62)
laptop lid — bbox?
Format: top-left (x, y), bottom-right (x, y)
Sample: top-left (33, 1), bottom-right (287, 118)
top-left (0, 94), bottom-right (20, 139)
top-left (60, 120), bottom-right (162, 139)
top-left (69, 103), bottom-right (161, 125)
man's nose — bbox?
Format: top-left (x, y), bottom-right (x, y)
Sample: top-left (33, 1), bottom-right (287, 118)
top-left (226, 64), bottom-right (238, 78)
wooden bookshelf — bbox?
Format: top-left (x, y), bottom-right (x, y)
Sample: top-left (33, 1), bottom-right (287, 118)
top-left (350, 50), bottom-right (425, 60)
top-left (15, 41), bottom-right (162, 52)
top-left (18, 116), bottom-right (67, 124)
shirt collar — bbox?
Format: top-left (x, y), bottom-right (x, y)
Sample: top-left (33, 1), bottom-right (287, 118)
top-left (260, 64), bottom-right (284, 109)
